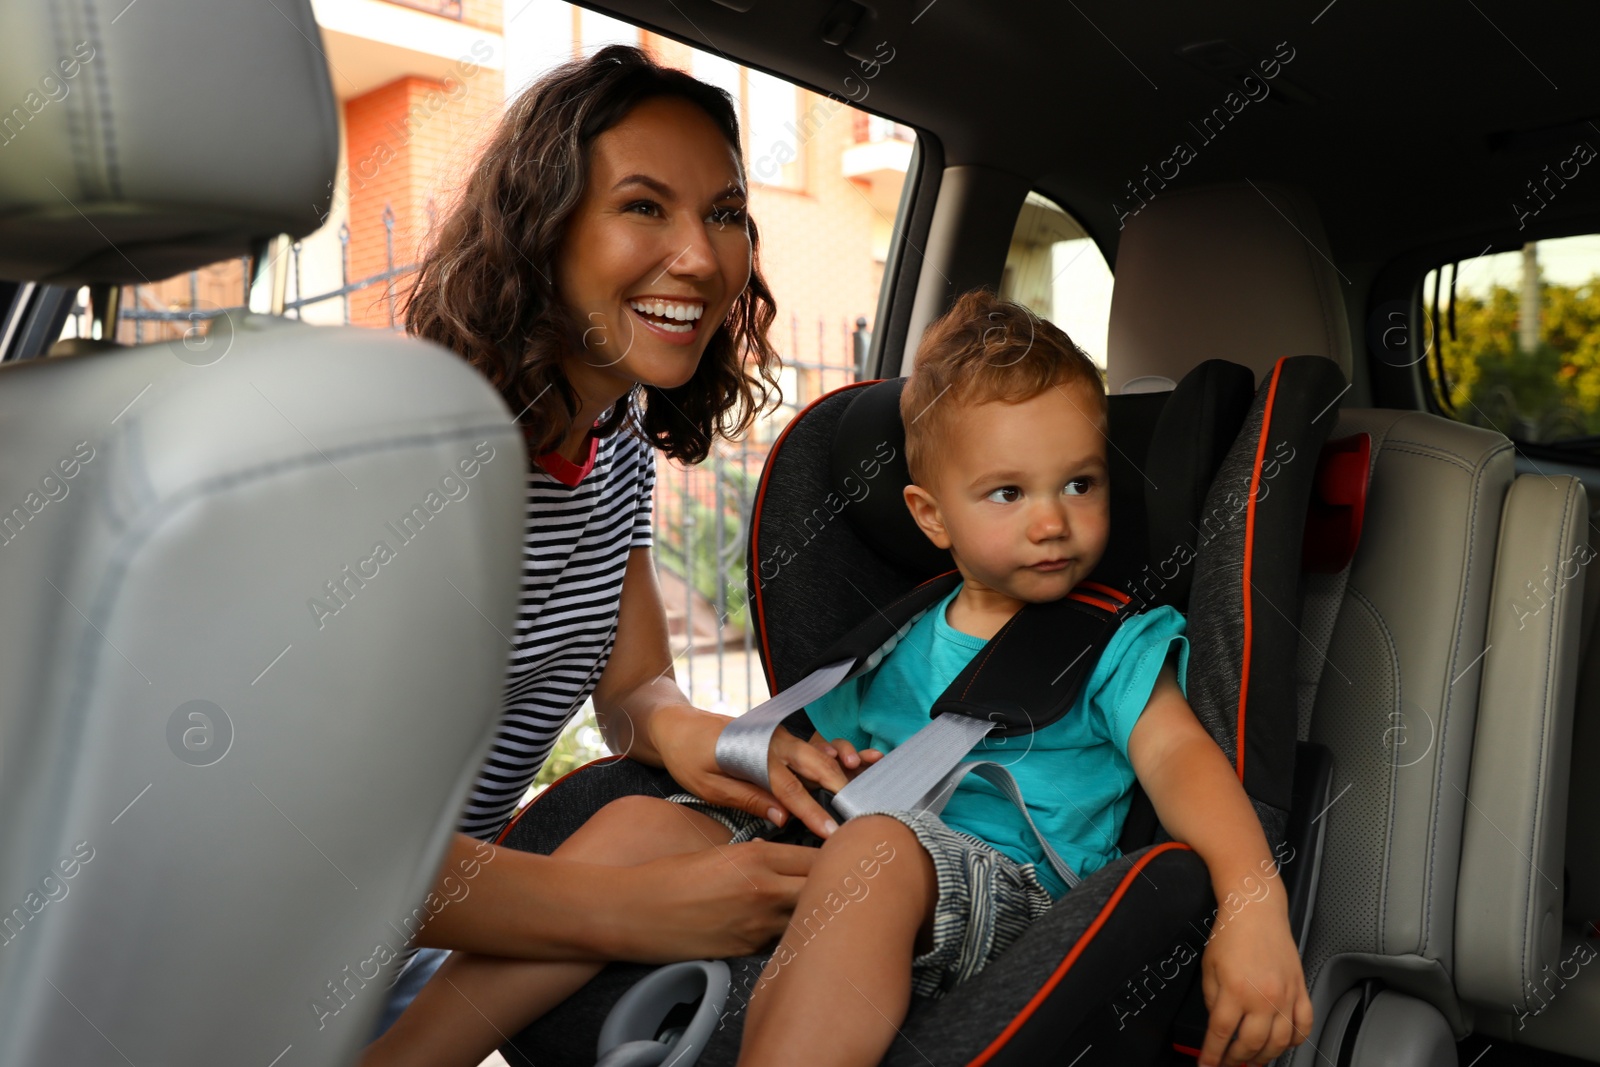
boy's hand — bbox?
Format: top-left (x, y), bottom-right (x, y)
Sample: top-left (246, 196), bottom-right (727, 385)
top-left (806, 734), bottom-right (883, 783)
top-left (1198, 907), bottom-right (1312, 1067)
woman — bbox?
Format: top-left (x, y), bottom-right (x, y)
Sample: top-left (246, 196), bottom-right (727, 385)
top-left (367, 45), bottom-right (857, 1041)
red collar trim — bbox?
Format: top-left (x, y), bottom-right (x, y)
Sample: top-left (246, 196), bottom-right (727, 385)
top-left (533, 433), bottom-right (599, 487)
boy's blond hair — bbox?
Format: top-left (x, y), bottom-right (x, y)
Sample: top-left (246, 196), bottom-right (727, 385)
top-left (899, 288), bottom-right (1106, 489)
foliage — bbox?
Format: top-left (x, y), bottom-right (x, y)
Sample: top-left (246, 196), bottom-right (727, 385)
top-left (1437, 278), bottom-right (1600, 441)
top-left (530, 706), bottom-right (610, 791)
top-left (653, 463), bottom-right (759, 633)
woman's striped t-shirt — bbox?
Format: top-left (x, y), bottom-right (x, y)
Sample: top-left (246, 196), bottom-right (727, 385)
top-left (455, 406), bottom-right (658, 842)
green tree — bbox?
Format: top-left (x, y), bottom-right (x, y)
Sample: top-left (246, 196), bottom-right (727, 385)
top-left (1437, 277), bottom-right (1600, 441)
top-left (531, 706), bottom-right (609, 791)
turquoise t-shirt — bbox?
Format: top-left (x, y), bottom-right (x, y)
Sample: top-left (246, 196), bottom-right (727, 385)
top-left (804, 583), bottom-right (1189, 899)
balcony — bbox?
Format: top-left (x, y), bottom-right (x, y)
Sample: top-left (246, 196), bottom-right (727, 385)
top-left (842, 117), bottom-right (913, 208)
top-left (380, 0), bottom-right (461, 17)
top-left (311, 0), bottom-right (502, 99)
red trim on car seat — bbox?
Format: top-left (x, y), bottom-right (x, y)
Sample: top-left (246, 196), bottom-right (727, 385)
top-left (1066, 591), bottom-right (1121, 614)
top-left (1236, 358), bottom-right (1285, 783)
top-left (1079, 581), bottom-right (1131, 605)
top-left (494, 754), bottom-right (626, 846)
top-left (964, 841), bottom-right (1196, 1067)
top-left (748, 379), bottom-right (883, 696)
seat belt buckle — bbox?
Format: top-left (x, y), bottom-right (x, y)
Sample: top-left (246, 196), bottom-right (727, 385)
top-left (753, 787), bottom-right (842, 849)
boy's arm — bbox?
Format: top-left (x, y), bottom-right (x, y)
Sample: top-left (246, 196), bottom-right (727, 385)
top-left (1125, 657), bottom-right (1280, 920)
top-left (1126, 655), bottom-right (1313, 1067)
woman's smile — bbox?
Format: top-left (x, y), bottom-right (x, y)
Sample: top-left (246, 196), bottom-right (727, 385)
top-left (625, 295), bottom-right (707, 345)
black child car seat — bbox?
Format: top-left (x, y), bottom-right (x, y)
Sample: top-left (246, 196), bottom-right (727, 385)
top-left (494, 353), bottom-right (1356, 1066)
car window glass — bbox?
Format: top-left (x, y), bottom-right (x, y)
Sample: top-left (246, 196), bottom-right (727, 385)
top-left (1423, 235), bottom-right (1600, 444)
top-left (508, 7), bottom-right (919, 789)
top-left (999, 192), bottom-right (1114, 371)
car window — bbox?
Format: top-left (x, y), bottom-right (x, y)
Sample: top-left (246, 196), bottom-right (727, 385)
top-left (38, 8), bottom-right (917, 798)
top-left (999, 191), bottom-right (1114, 371)
top-left (1422, 235), bottom-right (1600, 446)
top-left (53, 220), bottom-right (379, 351)
top-left (689, 54), bottom-right (814, 193)
top-left (501, 7), bottom-right (920, 789)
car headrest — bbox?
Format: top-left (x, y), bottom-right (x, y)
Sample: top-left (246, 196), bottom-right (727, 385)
top-left (0, 0), bottom-right (337, 284)
top-left (1105, 181), bottom-right (1351, 393)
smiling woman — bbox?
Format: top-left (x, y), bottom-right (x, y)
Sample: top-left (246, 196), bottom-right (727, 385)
top-left (404, 47), bottom-right (780, 466)
top-left (362, 45), bottom-right (845, 1057)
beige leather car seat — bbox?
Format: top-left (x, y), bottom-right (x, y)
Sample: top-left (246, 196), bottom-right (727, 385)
top-left (1107, 182), bottom-right (1587, 1066)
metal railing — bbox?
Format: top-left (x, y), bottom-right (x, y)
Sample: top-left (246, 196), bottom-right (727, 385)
top-left (110, 204), bottom-right (429, 341)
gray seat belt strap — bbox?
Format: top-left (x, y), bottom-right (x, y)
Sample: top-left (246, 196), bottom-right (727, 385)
top-left (716, 601), bottom-right (940, 791)
top-left (714, 658), bottom-right (855, 792)
top-left (932, 761), bottom-right (1081, 891)
top-left (830, 711), bottom-right (991, 819)
top-left (832, 712), bottom-right (1081, 891)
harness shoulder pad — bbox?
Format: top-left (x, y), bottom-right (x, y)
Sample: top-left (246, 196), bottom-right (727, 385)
top-left (932, 582), bottom-right (1136, 738)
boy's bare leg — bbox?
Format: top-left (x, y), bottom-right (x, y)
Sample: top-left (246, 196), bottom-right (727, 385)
top-left (360, 796), bottom-right (734, 1067)
top-left (737, 815), bottom-right (937, 1067)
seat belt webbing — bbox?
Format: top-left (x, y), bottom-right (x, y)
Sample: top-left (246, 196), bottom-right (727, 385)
top-left (714, 661), bottom-right (1080, 890)
top-left (714, 658), bottom-right (855, 791)
top-left (832, 712), bottom-right (1082, 890)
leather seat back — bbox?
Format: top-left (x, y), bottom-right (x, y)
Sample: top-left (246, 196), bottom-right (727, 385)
top-left (1295, 409), bottom-right (1512, 1037)
top-left (1106, 181), bottom-right (1586, 1061)
top-left (0, 3), bottom-right (524, 1065)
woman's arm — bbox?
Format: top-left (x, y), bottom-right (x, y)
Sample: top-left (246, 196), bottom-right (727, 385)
top-left (404, 550), bottom-right (841, 964)
top-left (589, 546), bottom-right (855, 837)
top-left (586, 545), bottom-right (695, 768)
top-left (409, 831), bottom-right (816, 963)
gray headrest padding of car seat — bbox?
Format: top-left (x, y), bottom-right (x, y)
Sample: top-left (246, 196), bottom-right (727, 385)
top-left (1106, 181), bottom-right (1352, 392)
top-left (0, 0), bottom-right (337, 284)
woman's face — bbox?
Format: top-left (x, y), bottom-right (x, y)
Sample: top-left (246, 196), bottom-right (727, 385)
top-left (556, 95), bottom-right (752, 394)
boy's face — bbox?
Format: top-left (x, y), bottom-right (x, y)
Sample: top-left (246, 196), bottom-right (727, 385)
top-left (903, 381), bottom-right (1110, 605)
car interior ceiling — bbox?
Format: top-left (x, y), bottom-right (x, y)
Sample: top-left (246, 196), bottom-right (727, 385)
top-left (591, 0), bottom-right (1600, 405)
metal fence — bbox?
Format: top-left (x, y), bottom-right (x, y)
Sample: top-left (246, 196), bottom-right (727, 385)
top-left (655, 343), bottom-right (867, 719)
top-left (90, 203), bottom-right (872, 721)
top-left (102, 205), bottom-right (430, 342)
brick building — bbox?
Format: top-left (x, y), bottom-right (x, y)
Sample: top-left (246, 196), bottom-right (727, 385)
top-left (316, 0), bottom-right (909, 402)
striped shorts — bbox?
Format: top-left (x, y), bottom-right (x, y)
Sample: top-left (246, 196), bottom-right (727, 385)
top-left (664, 793), bottom-right (1056, 1000)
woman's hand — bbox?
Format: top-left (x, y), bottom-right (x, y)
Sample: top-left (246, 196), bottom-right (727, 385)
top-left (1197, 906), bottom-right (1313, 1067)
top-left (603, 839), bottom-right (818, 962)
top-left (807, 733), bottom-right (884, 783)
top-left (647, 702), bottom-right (860, 839)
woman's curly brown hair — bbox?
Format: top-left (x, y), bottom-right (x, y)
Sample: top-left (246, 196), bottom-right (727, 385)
top-left (404, 44), bottom-right (782, 465)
